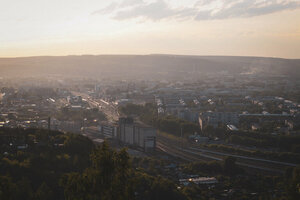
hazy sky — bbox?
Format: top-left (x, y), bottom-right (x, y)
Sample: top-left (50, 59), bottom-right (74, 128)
top-left (1, 0), bottom-right (300, 58)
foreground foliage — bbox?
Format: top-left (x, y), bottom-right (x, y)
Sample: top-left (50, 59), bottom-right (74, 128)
top-left (0, 128), bottom-right (299, 199)
top-left (0, 128), bottom-right (185, 200)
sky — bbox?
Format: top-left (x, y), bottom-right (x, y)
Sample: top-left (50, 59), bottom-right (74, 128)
top-left (1, 0), bottom-right (300, 58)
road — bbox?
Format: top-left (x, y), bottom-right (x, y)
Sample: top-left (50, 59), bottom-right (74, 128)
top-left (71, 91), bottom-right (119, 122)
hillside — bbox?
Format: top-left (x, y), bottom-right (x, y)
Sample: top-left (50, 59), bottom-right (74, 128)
top-left (0, 55), bottom-right (299, 79)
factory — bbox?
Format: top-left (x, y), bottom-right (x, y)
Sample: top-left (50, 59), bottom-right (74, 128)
top-left (98, 121), bottom-right (118, 138)
top-left (98, 117), bottom-right (156, 152)
top-left (118, 117), bottom-right (156, 152)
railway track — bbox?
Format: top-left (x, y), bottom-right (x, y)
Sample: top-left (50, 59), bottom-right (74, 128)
top-left (157, 137), bottom-right (287, 174)
top-left (157, 141), bottom-right (205, 162)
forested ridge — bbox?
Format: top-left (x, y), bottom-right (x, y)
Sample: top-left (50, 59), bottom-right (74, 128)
top-left (1, 128), bottom-right (300, 199)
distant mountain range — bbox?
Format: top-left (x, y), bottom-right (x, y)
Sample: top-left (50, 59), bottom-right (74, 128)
top-left (0, 55), bottom-right (299, 79)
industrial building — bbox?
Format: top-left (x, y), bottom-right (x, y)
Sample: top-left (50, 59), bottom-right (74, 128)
top-left (118, 117), bottom-right (156, 152)
top-left (98, 122), bottom-right (118, 138)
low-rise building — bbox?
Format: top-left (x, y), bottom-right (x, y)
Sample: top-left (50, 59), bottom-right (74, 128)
top-left (199, 111), bottom-right (239, 130)
top-left (227, 124), bottom-right (239, 131)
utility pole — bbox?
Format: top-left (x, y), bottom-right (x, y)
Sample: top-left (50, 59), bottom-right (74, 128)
top-left (181, 126), bottom-right (183, 151)
top-left (83, 118), bottom-right (87, 134)
top-left (47, 116), bottom-right (51, 140)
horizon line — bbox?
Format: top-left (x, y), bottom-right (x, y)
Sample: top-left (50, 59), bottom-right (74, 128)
top-left (0, 53), bottom-right (299, 60)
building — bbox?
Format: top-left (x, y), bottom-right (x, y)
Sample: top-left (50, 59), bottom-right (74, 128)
top-left (199, 111), bottom-right (239, 130)
top-left (251, 124), bottom-right (260, 131)
top-left (58, 121), bottom-right (82, 133)
top-left (99, 122), bottom-right (118, 138)
top-left (118, 117), bottom-right (156, 152)
top-left (115, 99), bottom-right (132, 106)
top-left (227, 124), bottom-right (239, 131)
top-left (239, 113), bottom-right (292, 124)
top-left (67, 96), bottom-right (82, 104)
top-left (178, 108), bottom-right (199, 123)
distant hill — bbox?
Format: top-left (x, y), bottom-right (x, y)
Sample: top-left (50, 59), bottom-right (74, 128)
top-left (0, 55), bottom-right (299, 79)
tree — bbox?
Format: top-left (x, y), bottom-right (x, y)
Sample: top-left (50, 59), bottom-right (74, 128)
top-left (15, 177), bottom-right (34, 200)
top-left (0, 176), bottom-right (16, 200)
top-left (90, 141), bottom-right (116, 195)
top-left (64, 134), bottom-right (94, 155)
top-left (132, 173), bottom-right (187, 200)
top-left (35, 182), bottom-right (54, 200)
top-left (60, 172), bottom-right (90, 200)
top-left (287, 166), bottom-right (300, 200)
top-left (113, 148), bottom-right (132, 200)
top-left (61, 142), bottom-right (132, 200)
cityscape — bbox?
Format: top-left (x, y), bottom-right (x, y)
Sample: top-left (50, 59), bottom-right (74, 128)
top-left (1, 0), bottom-right (300, 199)
top-left (0, 58), bottom-right (299, 199)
